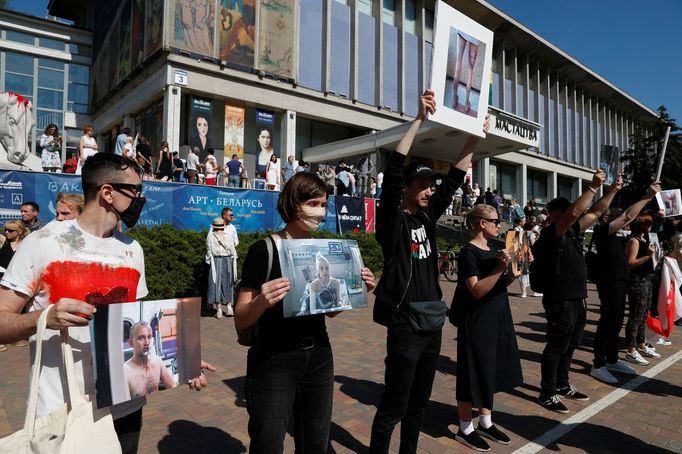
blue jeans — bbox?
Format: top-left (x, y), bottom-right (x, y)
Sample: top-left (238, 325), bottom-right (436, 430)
top-left (370, 324), bottom-right (442, 454)
top-left (228, 175), bottom-right (241, 187)
top-left (246, 345), bottom-right (334, 454)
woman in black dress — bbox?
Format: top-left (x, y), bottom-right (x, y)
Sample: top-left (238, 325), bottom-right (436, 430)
top-left (155, 141), bottom-right (173, 181)
top-left (449, 204), bottom-right (523, 452)
top-left (234, 173), bottom-right (376, 453)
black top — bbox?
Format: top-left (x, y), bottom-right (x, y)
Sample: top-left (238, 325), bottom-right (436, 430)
top-left (158, 152), bottom-right (173, 178)
top-left (0, 240), bottom-right (14, 270)
top-left (541, 222), bottom-right (587, 300)
top-left (629, 236), bottom-right (654, 277)
top-left (136, 143), bottom-right (152, 160)
top-left (240, 238), bottom-right (329, 352)
top-left (594, 223), bottom-right (629, 281)
top-left (450, 243), bottom-right (507, 326)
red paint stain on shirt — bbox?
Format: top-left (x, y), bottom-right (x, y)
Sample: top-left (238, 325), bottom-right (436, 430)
top-left (42, 261), bottom-right (140, 305)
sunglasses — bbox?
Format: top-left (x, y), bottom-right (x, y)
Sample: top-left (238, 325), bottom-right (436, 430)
top-left (98, 183), bottom-right (143, 197)
top-left (4, 229), bottom-right (17, 233)
top-left (482, 218), bottom-right (501, 226)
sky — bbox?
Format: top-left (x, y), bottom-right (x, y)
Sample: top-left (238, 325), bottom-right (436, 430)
top-left (10, 0), bottom-right (682, 123)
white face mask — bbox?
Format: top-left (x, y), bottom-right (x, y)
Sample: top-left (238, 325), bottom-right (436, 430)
top-left (298, 205), bottom-right (326, 231)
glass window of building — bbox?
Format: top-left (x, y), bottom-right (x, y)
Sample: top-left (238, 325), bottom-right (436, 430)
top-left (404, 32), bottom-right (419, 116)
top-left (37, 58), bottom-right (64, 111)
top-left (68, 64), bottom-right (89, 114)
top-left (36, 111), bottom-right (63, 132)
top-left (298, 0), bottom-right (324, 91)
top-left (382, 22), bottom-right (399, 111)
top-left (527, 168), bottom-right (548, 204)
top-left (4, 52), bottom-right (34, 101)
top-left (557, 175), bottom-right (575, 200)
top-left (567, 106), bottom-right (574, 163)
top-left (558, 99), bottom-right (565, 160)
top-left (330, 0), bottom-right (351, 97)
top-left (39, 37), bottom-right (66, 51)
top-left (516, 79), bottom-right (525, 117)
top-left (424, 9), bottom-right (434, 42)
top-left (528, 82), bottom-right (536, 122)
top-left (68, 43), bottom-right (93, 57)
top-left (5, 30), bottom-right (35, 45)
top-left (538, 92), bottom-right (545, 152)
top-left (504, 76), bottom-right (512, 112)
top-left (383, 0), bottom-right (395, 26)
top-left (405, 0), bottom-right (416, 35)
top-left (548, 96), bottom-right (555, 156)
top-left (490, 161), bottom-right (517, 200)
top-left (491, 70), bottom-right (500, 108)
top-left (357, 11), bottom-right (376, 105)
top-left (358, 0), bottom-right (372, 16)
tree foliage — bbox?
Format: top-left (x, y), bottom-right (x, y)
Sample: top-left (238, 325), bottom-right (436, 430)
top-left (620, 105), bottom-right (682, 205)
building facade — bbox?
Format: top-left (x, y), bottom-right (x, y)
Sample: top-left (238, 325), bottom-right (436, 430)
top-left (0, 9), bottom-right (92, 162)
top-left (42, 0), bottom-right (656, 204)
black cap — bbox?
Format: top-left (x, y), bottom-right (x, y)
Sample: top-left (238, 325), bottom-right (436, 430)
top-left (403, 163), bottom-right (443, 185)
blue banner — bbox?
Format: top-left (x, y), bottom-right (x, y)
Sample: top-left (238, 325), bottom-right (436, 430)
top-left (0, 170), bottom-right (341, 234)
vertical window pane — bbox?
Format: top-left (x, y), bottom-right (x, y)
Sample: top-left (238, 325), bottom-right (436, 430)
top-left (37, 110), bottom-right (63, 132)
top-left (404, 33), bottom-right (419, 116)
top-left (5, 74), bottom-right (33, 98)
top-left (39, 68), bottom-right (65, 89)
top-left (298, 0), bottom-right (324, 91)
top-left (5, 52), bottom-right (33, 75)
top-left (504, 77), bottom-right (512, 111)
top-left (529, 85), bottom-right (536, 122)
top-left (405, 0), bottom-right (416, 35)
top-left (517, 81), bottom-right (524, 117)
top-left (358, 11), bottom-right (376, 105)
top-left (382, 24), bottom-right (398, 111)
top-left (37, 88), bottom-right (64, 109)
top-left (424, 9), bottom-right (434, 42)
top-left (491, 71), bottom-right (500, 108)
top-left (383, 0), bottom-right (395, 26)
top-left (330, 1), bottom-right (351, 97)
top-left (69, 64), bottom-right (89, 84)
top-left (549, 97), bottom-right (555, 156)
top-left (358, 0), bottom-right (372, 16)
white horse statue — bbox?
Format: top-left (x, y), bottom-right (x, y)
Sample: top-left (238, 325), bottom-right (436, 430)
top-left (0, 92), bottom-right (42, 171)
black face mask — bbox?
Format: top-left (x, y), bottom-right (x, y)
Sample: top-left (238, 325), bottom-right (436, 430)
top-left (112, 194), bottom-right (146, 228)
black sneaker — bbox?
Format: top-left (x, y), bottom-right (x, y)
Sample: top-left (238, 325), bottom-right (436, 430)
top-left (455, 429), bottom-right (491, 452)
top-left (557, 385), bottom-right (589, 401)
top-left (478, 424), bottom-right (511, 445)
top-left (538, 394), bottom-right (569, 414)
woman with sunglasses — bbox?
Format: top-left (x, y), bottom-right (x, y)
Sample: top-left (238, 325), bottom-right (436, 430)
top-left (40, 123), bottom-right (62, 172)
top-left (0, 220), bottom-right (28, 352)
top-left (449, 204), bottom-right (522, 452)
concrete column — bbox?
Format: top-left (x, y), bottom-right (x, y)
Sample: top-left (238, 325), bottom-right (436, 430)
top-left (478, 158), bottom-right (490, 192)
top-left (282, 110), bottom-right (297, 161)
top-left (519, 162), bottom-right (527, 206)
top-left (163, 85), bottom-right (182, 153)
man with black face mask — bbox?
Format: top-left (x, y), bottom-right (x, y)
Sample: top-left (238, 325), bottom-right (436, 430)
top-left (0, 153), bottom-right (214, 454)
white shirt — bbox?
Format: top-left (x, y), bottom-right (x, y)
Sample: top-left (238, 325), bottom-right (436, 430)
top-left (1, 220), bottom-right (148, 419)
top-left (376, 172), bottom-right (384, 188)
top-left (225, 223), bottom-right (239, 251)
top-left (186, 152), bottom-right (200, 171)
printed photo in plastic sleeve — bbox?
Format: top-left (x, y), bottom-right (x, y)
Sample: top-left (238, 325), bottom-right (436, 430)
top-left (90, 298), bottom-right (202, 409)
top-left (277, 239), bottom-right (368, 318)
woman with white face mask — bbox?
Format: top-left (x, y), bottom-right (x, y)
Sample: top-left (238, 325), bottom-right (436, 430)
top-left (235, 172), bottom-right (376, 453)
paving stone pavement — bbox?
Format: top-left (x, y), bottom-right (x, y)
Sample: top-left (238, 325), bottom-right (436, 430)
top-left (1, 279), bottom-right (681, 453)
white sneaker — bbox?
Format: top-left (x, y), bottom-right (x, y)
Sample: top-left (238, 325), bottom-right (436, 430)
top-left (656, 337), bottom-right (672, 346)
top-left (624, 350), bottom-right (649, 365)
top-left (521, 292), bottom-right (528, 298)
top-left (606, 360), bottom-right (636, 375)
top-left (215, 305), bottom-right (223, 319)
top-left (226, 303), bottom-right (234, 317)
top-left (590, 366), bottom-right (618, 384)
top-left (638, 346), bottom-right (661, 358)
top-left (532, 292), bottom-right (543, 297)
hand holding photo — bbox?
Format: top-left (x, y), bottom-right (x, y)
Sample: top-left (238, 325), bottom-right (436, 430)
top-left (656, 189), bottom-right (682, 217)
top-left (277, 239), bottom-right (368, 318)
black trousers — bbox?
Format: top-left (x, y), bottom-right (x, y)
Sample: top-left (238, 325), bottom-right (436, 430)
top-left (113, 408), bottom-right (143, 454)
top-left (540, 298), bottom-right (586, 397)
top-left (369, 324), bottom-right (441, 454)
top-left (594, 279), bottom-right (628, 368)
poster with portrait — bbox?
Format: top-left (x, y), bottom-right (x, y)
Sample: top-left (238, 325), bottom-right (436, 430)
top-left (649, 233), bottom-right (663, 269)
top-left (255, 109), bottom-right (275, 178)
top-left (144, 0), bottom-right (163, 60)
top-left (656, 189), bottom-right (682, 217)
top-left (90, 298), bottom-right (201, 410)
top-left (188, 96), bottom-right (213, 161)
top-left (170, 0), bottom-right (216, 56)
top-left (277, 239), bottom-right (368, 318)
top-left (219, 0), bottom-right (256, 68)
top-left (118, 0), bottom-right (133, 82)
top-left (428, 0), bottom-right (493, 137)
top-left (506, 230), bottom-right (528, 278)
top-left (600, 145), bottom-right (620, 185)
top-left (131, 0), bottom-right (145, 69)
top-left (257, 0), bottom-right (296, 79)
top-left (224, 104), bottom-right (245, 160)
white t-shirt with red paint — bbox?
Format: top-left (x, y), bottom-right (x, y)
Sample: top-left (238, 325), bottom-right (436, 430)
top-left (1, 219), bottom-right (148, 419)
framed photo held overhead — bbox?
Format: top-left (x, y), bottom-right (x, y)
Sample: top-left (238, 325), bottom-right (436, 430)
top-left (428, 0), bottom-right (494, 137)
top-left (277, 239), bottom-right (368, 318)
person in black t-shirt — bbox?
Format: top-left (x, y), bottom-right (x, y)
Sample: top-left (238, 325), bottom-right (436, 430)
top-left (590, 182), bottom-right (660, 384)
top-left (449, 204), bottom-right (522, 451)
top-left (370, 90), bottom-right (488, 454)
top-left (537, 169), bottom-right (619, 414)
top-left (234, 173), bottom-right (376, 454)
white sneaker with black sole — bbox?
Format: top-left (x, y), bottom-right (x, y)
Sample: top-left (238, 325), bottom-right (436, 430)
top-left (624, 350), bottom-right (649, 365)
top-left (638, 345), bottom-right (661, 358)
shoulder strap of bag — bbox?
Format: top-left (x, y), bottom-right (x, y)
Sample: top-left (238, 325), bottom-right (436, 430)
top-left (23, 306), bottom-right (53, 435)
top-left (265, 234), bottom-right (276, 282)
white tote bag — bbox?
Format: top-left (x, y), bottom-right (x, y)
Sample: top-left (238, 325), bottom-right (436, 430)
top-left (0, 305), bottom-right (122, 454)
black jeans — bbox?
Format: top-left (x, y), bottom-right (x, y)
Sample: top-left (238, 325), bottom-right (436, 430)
top-left (540, 298), bottom-right (586, 397)
top-left (594, 279), bottom-right (628, 368)
top-left (113, 408), bottom-right (143, 454)
top-left (245, 345), bottom-right (334, 454)
top-left (370, 324), bottom-right (442, 454)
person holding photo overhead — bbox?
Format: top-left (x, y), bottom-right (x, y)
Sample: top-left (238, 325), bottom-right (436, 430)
top-left (449, 204), bottom-right (522, 451)
top-left (369, 90), bottom-right (489, 454)
top-left (235, 172), bottom-right (376, 454)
